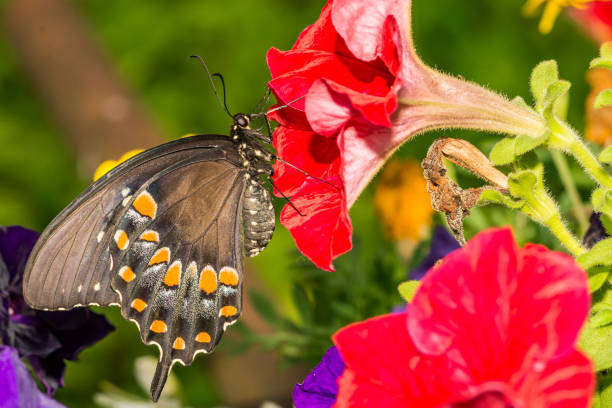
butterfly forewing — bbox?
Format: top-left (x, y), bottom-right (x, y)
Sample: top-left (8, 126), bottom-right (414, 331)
top-left (23, 136), bottom-right (237, 310)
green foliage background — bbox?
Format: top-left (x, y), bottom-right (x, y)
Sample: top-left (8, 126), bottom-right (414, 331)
top-left (0, 0), bottom-right (599, 406)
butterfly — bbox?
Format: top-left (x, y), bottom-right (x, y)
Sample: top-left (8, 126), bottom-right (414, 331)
top-left (23, 112), bottom-right (276, 401)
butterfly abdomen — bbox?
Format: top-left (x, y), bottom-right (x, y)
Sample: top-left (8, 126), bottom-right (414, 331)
top-left (242, 180), bottom-right (274, 257)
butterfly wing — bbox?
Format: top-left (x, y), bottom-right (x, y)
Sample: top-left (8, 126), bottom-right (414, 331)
top-left (24, 134), bottom-right (252, 400)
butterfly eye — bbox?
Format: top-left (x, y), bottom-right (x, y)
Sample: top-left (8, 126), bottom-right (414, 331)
top-left (236, 115), bottom-right (249, 128)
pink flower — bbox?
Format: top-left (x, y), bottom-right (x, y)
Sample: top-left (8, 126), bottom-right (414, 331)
top-left (268, 0), bottom-right (546, 271)
top-left (333, 228), bottom-right (594, 407)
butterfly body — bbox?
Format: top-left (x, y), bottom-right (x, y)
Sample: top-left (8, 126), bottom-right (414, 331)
top-left (23, 114), bottom-right (275, 401)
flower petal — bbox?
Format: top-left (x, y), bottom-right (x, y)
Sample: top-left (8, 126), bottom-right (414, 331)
top-left (272, 127), bottom-right (341, 197)
top-left (0, 346), bottom-right (66, 408)
top-left (408, 228), bottom-right (589, 377)
top-left (331, 0), bottom-right (406, 71)
top-left (294, 346), bottom-right (344, 408)
top-left (279, 179), bottom-right (351, 271)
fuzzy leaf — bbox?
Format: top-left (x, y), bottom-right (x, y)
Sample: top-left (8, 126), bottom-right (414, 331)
top-left (541, 80), bottom-right (571, 112)
top-left (592, 188), bottom-right (612, 215)
top-left (588, 266), bottom-right (612, 294)
top-left (591, 43), bottom-right (612, 70)
top-left (398, 281), bottom-right (420, 303)
top-left (489, 137), bottom-right (516, 165)
top-left (577, 238), bottom-right (612, 270)
top-left (514, 132), bottom-right (549, 155)
top-left (477, 189), bottom-right (524, 209)
top-left (530, 60), bottom-right (559, 107)
top-left (594, 371), bottom-right (612, 408)
top-left (599, 146), bottom-right (612, 164)
top-left (579, 307), bottom-right (612, 371)
top-left (602, 214), bottom-right (612, 236)
top-left (511, 95), bottom-right (532, 110)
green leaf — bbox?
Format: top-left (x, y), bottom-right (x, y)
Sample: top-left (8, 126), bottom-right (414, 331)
top-left (589, 266), bottom-right (612, 294)
top-left (477, 189), bottom-right (524, 209)
top-left (579, 307), bottom-right (612, 371)
top-left (577, 238), bottom-right (612, 269)
top-left (599, 145), bottom-right (612, 164)
top-left (594, 370), bottom-right (612, 408)
top-left (514, 132), bottom-right (549, 155)
top-left (602, 214), bottom-right (612, 236)
top-left (398, 281), bottom-right (420, 303)
top-left (508, 170), bottom-right (539, 198)
top-left (592, 188), bottom-right (612, 215)
top-left (595, 89), bottom-right (612, 109)
top-left (530, 60), bottom-right (559, 107)
top-left (590, 43), bottom-right (612, 70)
top-left (489, 137), bottom-right (516, 166)
top-left (541, 80), bottom-right (570, 112)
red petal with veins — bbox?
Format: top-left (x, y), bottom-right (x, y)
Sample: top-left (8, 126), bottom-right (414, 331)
top-left (279, 179), bottom-right (351, 271)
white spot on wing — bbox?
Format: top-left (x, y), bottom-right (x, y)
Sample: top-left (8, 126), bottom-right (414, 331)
top-left (121, 187), bottom-right (130, 197)
top-left (97, 231), bottom-right (104, 243)
top-left (122, 195), bottom-right (132, 207)
top-left (94, 282), bottom-right (101, 291)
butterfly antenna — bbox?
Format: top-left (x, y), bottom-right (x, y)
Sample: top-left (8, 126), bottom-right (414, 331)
top-left (150, 355), bottom-right (172, 402)
top-left (253, 87), bottom-right (272, 115)
top-left (190, 55), bottom-right (233, 118)
top-left (266, 95), bottom-right (306, 115)
top-left (273, 156), bottom-right (340, 191)
top-left (268, 179), bottom-right (304, 216)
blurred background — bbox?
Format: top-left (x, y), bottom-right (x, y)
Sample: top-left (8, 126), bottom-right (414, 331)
top-left (0, 0), bottom-right (601, 406)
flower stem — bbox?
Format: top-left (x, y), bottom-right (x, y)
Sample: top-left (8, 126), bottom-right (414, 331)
top-left (550, 150), bottom-right (589, 234)
top-left (545, 213), bottom-right (586, 256)
top-left (551, 124), bottom-right (612, 189)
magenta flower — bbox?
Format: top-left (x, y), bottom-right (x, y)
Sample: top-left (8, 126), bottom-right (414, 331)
top-left (332, 228), bottom-right (594, 407)
top-left (268, 0), bottom-right (546, 270)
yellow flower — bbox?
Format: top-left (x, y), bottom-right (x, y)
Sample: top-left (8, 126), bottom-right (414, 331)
top-left (93, 149), bottom-right (144, 181)
top-left (374, 159), bottom-right (433, 243)
top-left (523, 0), bottom-right (610, 34)
top-left (586, 67), bottom-right (612, 146)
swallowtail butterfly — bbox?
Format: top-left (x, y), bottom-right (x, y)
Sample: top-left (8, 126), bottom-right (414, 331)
top-left (23, 112), bottom-right (276, 401)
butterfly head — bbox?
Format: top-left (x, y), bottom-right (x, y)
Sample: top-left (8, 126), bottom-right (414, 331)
top-left (233, 113), bottom-right (250, 129)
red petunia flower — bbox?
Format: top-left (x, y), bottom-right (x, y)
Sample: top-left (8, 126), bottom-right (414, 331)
top-left (268, 0), bottom-right (546, 270)
top-left (333, 228), bottom-right (594, 407)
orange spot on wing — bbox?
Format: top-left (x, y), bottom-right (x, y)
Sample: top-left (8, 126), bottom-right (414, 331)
top-left (195, 332), bottom-right (211, 343)
top-left (150, 320), bottom-right (167, 333)
top-left (118, 266), bottom-right (135, 283)
top-left (139, 230), bottom-right (159, 242)
top-left (199, 266), bottom-right (217, 294)
top-left (133, 191), bottom-right (157, 219)
top-left (149, 247), bottom-right (170, 266)
top-left (163, 261), bottom-right (181, 287)
top-left (131, 298), bottom-right (147, 312)
top-left (114, 230), bottom-right (129, 250)
top-left (173, 337), bottom-right (186, 350)
top-left (220, 306), bottom-right (238, 318)
top-left (219, 267), bottom-right (239, 286)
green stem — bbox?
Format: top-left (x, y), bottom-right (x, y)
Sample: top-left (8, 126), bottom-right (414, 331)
top-left (557, 126), bottom-right (612, 189)
top-left (550, 150), bottom-right (589, 234)
top-left (545, 213), bottom-right (586, 256)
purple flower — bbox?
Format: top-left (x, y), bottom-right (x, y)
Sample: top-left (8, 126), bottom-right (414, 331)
top-left (0, 226), bottom-right (114, 394)
top-left (0, 345), bottom-right (65, 408)
top-left (409, 226), bottom-right (461, 280)
top-left (293, 346), bottom-right (345, 408)
top-left (583, 213), bottom-right (609, 249)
